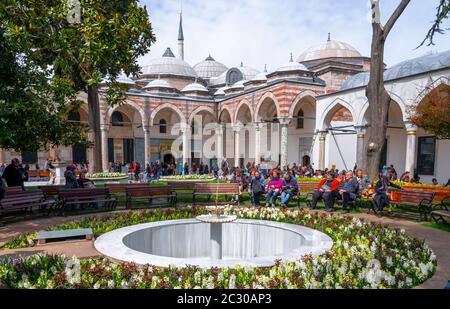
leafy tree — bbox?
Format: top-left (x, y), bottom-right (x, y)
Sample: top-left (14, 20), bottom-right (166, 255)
top-left (0, 24), bottom-right (88, 153)
top-left (1, 0), bottom-right (156, 171)
top-left (418, 0), bottom-right (450, 47)
top-left (409, 84), bottom-right (450, 139)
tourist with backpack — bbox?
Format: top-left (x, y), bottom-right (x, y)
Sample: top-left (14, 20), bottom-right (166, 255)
top-left (249, 170), bottom-right (265, 206)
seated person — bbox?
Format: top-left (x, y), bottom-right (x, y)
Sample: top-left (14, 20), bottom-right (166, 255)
top-left (355, 169), bottom-right (371, 197)
top-left (248, 171), bottom-right (265, 207)
top-left (265, 170), bottom-right (282, 207)
top-left (281, 174), bottom-right (299, 208)
top-left (372, 172), bottom-right (401, 214)
top-left (310, 171), bottom-right (339, 212)
top-left (337, 171), bottom-right (359, 214)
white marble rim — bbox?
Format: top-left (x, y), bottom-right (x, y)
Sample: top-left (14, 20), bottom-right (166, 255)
top-left (94, 219), bottom-right (334, 269)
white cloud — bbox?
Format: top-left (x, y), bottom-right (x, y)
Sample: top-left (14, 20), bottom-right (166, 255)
top-left (138, 0), bottom-right (450, 71)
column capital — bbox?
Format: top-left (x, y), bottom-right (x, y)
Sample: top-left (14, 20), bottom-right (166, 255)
top-left (354, 125), bottom-right (367, 138)
top-left (180, 122), bottom-right (190, 133)
top-left (142, 125), bottom-right (151, 133)
top-left (278, 118), bottom-right (291, 126)
top-left (404, 122), bottom-right (418, 135)
top-left (232, 123), bottom-right (243, 132)
top-left (100, 124), bottom-right (109, 132)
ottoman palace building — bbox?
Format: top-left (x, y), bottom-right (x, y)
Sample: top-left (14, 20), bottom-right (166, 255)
top-left (1, 14), bottom-right (449, 183)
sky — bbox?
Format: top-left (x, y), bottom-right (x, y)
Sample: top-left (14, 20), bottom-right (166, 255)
top-left (138, 0), bottom-right (450, 71)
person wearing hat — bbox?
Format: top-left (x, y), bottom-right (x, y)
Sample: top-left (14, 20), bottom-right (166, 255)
top-left (310, 171), bottom-right (339, 212)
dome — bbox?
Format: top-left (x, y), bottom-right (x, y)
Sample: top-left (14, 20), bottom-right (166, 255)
top-left (193, 55), bottom-right (228, 79)
top-left (209, 71), bottom-right (227, 86)
top-left (251, 72), bottom-right (268, 82)
top-left (229, 80), bottom-right (246, 90)
top-left (181, 82), bottom-right (209, 93)
top-left (141, 48), bottom-right (197, 78)
top-left (298, 38), bottom-right (362, 62)
top-left (144, 78), bottom-right (175, 90)
top-left (101, 72), bottom-right (136, 86)
top-left (276, 54), bottom-right (309, 72)
top-left (214, 86), bottom-right (229, 96)
top-left (238, 62), bottom-right (260, 80)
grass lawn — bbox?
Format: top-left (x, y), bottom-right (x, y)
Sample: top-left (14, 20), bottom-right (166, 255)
top-left (422, 222), bottom-right (450, 233)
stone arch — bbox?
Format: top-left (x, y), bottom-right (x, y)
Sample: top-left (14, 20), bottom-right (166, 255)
top-left (188, 106), bottom-right (217, 124)
top-left (289, 90), bottom-right (317, 118)
top-left (104, 101), bottom-right (146, 126)
top-left (255, 92), bottom-right (280, 121)
top-left (358, 96), bottom-right (407, 127)
top-left (219, 106), bottom-right (234, 124)
top-left (149, 103), bottom-right (186, 126)
top-left (320, 98), bottom-right (357, 130)
top-left (234, 99), bottom-right (254, 124)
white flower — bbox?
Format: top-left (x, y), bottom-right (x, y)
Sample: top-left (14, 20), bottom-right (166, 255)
top-left (107, 280), bottom-right (115, 288)
top-left (405, 277), bottom-right (413, 286)
top-left (386, 257), bottom-right (393, 267)
top-left (228, 274), bottom-right (236, 289)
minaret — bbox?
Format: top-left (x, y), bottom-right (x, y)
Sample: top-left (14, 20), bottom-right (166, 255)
top-left (178, 12), bottom-right (184, 60)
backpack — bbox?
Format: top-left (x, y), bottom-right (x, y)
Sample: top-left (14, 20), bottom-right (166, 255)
top-left (252, 178), bottom-right (263, 194)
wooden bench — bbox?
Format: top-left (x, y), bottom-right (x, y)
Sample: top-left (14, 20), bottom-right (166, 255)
top-left (104, 183), bottom-right (149, 206)
top-left (390, 189), bottom-right (435, 221)
top-left (58, 188), bottom-right (117, 214)
top-left (38, 185), bottom-right (66, 198)
top-left (125, 186), bottom-right (176, 209)
top-left (167, 182), bottom-right (196, 196)
top-left (430, 196), bottom-right (450, 223)
top-left (4, 186), bottom-right (24, 196)
top-left (0, 190), bottom-right (57, 219)
top-left (193, 183), bottom-right (240, 206)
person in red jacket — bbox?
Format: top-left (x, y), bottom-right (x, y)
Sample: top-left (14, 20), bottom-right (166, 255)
top-left (310, 171), bottom-right (340, 212)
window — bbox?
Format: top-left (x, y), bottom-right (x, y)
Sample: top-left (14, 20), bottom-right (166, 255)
top-left (108, 138), bottom-right (114, 163)
top-left (72, 144), bottom-right (87, 164)
top-left (417, 137), bottom-right (436, 175)
top-left (123, 139), bottom-right (134, 164)
top-left (111, 111), bottom-right (124, 127)
top-left (297, 109), bottom-right (304, 129)
top-left (68, 111), bottom-right (81, 122)
top-left (21, 151), bottom-right (38, 164)
top-left (159, 119), bottom-right (167, 134)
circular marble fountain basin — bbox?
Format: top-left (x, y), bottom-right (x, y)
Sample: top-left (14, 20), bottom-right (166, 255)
top-left (94, 219), bottom-right (333, 268)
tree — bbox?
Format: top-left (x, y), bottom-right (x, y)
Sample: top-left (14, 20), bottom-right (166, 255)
top-left (0, 23), bottom-right (88, 153)
top-left (418, 0), bottom-right (450, 47)
top-left (409, 84), bottom-right (450, 139)
top-left (365, 0), bottom-right (411, 179)
top-left (1, 0), bottom-right (156, 171)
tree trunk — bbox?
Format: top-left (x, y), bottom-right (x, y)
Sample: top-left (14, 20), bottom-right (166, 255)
top-left (88, 85), bottom-right (102, 173)
top-left (365, 23), bottom-right (391, 180)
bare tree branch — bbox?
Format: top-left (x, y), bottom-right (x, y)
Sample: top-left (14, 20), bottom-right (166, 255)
top-left (384, 0), bottom-right (411, 39)
top-left (417, 0), bottom-right (450, 48)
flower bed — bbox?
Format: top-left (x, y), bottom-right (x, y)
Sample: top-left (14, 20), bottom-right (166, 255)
top-left (85, 173), bottom-right (128, 181)
top-left (161, 175), bottom-right (216, 182)
top-left (0, 207), bottom-right (436, 289)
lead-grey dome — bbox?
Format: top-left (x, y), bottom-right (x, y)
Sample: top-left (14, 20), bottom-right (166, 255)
top-left (298, 40), bottom-right (362, 62)
top-left (141, 48), bottom-right (197, 78)
top-left (193, 55), bottom-right (228, 79)
top-left (340, 50), bottom-right (450, 91)
top-left (181, 82), bottom-right (209, 93)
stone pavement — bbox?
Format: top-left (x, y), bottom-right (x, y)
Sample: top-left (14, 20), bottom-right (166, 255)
top-left (0, 210), bottom-right (449, 289)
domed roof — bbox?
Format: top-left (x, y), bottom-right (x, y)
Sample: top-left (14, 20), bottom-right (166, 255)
top-left (229, 80), bottom-right (246, 90)
top-left (340, 50), bottom-right (450, 91)
top-left (238, 62), bottom-right (260, 80)
top-left (181, 82), bottom-right (209, 93)
top-left (144, 78), bottom-right (175, 90)
top-left (141, 48), bottom-right (197, 78)
top-left (298, 37), bottom-right (362, 62)
top-left (101, 72), bottom-right (136, 86)
top-left (193, 55), bottom-right (228, 79)
top-left (276, 54), bottom-right (309, 72)
top-left (213, 87), bottom-right (226, 96)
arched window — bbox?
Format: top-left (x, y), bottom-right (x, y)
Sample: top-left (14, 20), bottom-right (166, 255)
top-left (297, 109), bottom-right (304, 129)
top-left (159, 119), bottom-right (167, 134)
top-left (68, 111), bottom-right (81, 122)
top-left (111, 111), bottom-right (123, 127)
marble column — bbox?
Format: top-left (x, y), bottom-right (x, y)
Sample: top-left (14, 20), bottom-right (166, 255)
top-left (100, 124), bottom-right (109, 172)
top-left (318, 131), bottom-right (327, 171)
top-left (216, 125), bottom-right (224, 163)
top-left (233, 124), bottom-right (241, 168)
top-left (405, 122), bottom-right (418, 174)
top-left (87, 130), bottom-right (95, 174)
top-left (254, 123), bottom-right (261, 165)
top-left (355, 126), bottom-right (367, 170)
top-left (181, 124), bottom-right (190, 170)
top-left (279, 118), bottom-right (290, 169)
top-left (143, 126), bottom-right (151, 167)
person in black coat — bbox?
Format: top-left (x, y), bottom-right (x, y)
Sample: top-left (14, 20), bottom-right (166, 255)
top-left (372, 173), bottom-right (401, 214)
top-left (337, 171), bottom-right (359, 213)
top-left (2, 159), bottom-right (24, 188)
